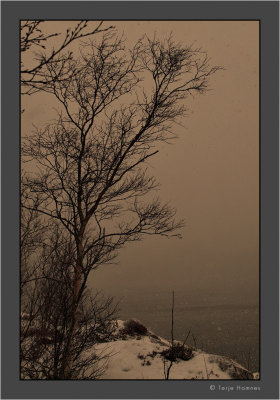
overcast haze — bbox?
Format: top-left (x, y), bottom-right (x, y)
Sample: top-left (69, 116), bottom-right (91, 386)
top-left (22, 21), bottom-right (259, 305)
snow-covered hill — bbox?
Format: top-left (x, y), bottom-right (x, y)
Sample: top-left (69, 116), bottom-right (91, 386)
top-left (94, 319), bottom-right (256, 380)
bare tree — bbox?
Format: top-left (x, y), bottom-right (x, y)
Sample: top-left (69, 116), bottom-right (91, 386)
top-left (20, 20), bottom-right (113, 95)
top-left (20, 187), bottom-right (118, 379)
top-left (22, 25), bottom-right (220, 378)
top-left (20, 222), bottom-right (118, 380)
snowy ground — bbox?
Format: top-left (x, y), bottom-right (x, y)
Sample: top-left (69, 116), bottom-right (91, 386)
top-left (21, 316), bottom-right (258, 380)
top-left (94, 320), bottom-right (255, 380)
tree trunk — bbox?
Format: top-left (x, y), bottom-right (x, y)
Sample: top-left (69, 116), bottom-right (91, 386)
top-left (60, 241), bottom-right (83, 379)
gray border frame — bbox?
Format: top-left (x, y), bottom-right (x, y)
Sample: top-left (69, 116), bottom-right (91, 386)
top-left (1, 1), bottom-right (279, 399)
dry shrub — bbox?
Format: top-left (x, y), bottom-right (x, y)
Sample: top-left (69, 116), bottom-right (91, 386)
top-left (121, 319), bottom-right (148, 336)
top-left (161, 343), bottom-right (193, 362)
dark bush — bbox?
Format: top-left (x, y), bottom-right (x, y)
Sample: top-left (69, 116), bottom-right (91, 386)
top-left (161, 343), bottom-right (193, 362)
top-left (147, 350), bottom-right (158, 358)
top-left (121, 319), bottom-right (148, 336)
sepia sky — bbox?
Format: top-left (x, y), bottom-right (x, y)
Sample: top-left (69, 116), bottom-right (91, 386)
top-left (21, 21), bottom-right (259, 305)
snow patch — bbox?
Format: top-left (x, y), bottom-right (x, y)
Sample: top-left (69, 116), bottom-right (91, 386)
top-left (93, 319), bottom-right (256, 380)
